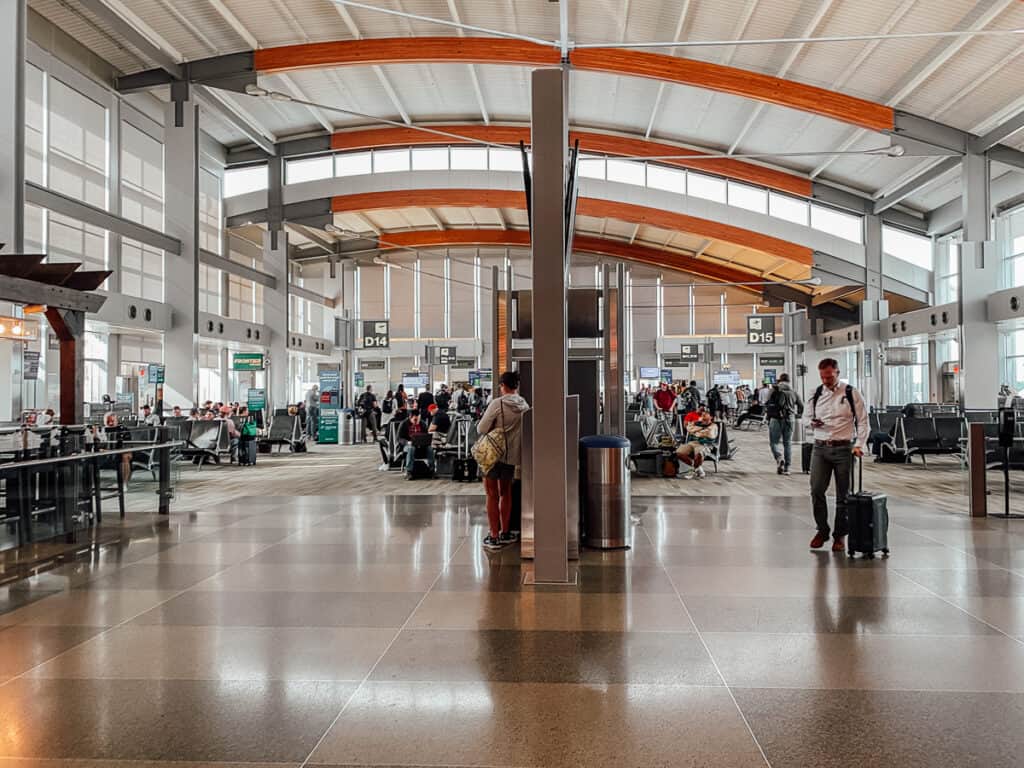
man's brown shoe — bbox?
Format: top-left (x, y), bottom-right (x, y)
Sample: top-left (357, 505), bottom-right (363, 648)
top-left (832, 536), bottom-right (846, 553)
top-left (810, 532), bottom-right (828, 549)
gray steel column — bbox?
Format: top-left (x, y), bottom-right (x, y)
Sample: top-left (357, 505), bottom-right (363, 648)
top-left (860, 213), bottom-right (886, 410)
top-left (163, 101), bottom-right (199, 407)
top-left (0, 0), bottom-right (26, 252)
top-left (530, 67), bottom-right (570, 584)
top-left (959, 152), bottom-right (996, 410)
top-left (263, 230), bottom-right (289, 411)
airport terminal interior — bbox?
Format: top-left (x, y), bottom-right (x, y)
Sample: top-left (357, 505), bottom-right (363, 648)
top-left (6, 0), bottom-right (1024, 765)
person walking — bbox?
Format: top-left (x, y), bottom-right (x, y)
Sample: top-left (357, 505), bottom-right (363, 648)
top-left (807, 358), bottom-right (869, 552)
top-left (357, 385), bottom-right (379, 441)
top-left (766, 373), bottom-right (803, 475)
top-left (477, 371), bottom-right (530, 550)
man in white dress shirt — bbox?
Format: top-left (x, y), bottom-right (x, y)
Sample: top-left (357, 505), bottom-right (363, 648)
top-left (807, 358), bottom-right (869, 553)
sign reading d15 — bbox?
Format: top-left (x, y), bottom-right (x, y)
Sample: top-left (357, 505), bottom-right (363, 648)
top-left (747, 315), bottom-right (777, 345)
top-left (362, 320), bottom-right (390, 349)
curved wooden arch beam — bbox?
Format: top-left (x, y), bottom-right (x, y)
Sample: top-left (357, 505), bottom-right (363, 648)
top-left (254, 37), bottom-right (894, 132)
top-left (330, 125), bottom-right (811, 197)
top-left (331, 188), bottom-right (814, 266)
top-left (380, 228), bottom-right (763, 292)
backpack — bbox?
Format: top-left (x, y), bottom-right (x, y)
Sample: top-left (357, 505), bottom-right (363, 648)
top-left (682, 388), bottom-right (700, 412)
top-left (811, 384), bottom-right (856, 421)
top-left (382, 397), bottom-right (394, 415)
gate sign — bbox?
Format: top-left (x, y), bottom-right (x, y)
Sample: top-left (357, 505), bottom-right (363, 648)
top-left (431, 346), bottom-right (457, 365)
top-left (362, 320), bottom-right (390, 349)
top-left (678, 344), bottom-right (701, 363)
top-left (758, 355), bottom-right (785, 367)
top-left (747, 315), bottom-right (777, 345)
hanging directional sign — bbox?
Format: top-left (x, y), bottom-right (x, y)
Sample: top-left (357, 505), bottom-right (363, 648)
top-left (678, 343), bottom-right (701, 363)
top-left (427, 346), bottom-right (458, 365)
top-left (747, 315), bottom-right (777, 345)
top-left (758, 355), bottom-right (785, 367)
top-left (362, 320), bottom-right (390, 349)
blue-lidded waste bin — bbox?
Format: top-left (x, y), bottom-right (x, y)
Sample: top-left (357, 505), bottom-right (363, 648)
top-left (580, 435), bottom-right (632, 549)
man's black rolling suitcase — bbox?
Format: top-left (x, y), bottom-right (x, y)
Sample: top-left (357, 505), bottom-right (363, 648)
top-left (847, 456), bottom-right (889, 559)
top-left (800, 442), bottom-right (813, 473)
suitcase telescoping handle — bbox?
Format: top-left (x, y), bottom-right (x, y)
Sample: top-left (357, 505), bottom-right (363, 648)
top-left (851, 451), bottom-right (863, 494)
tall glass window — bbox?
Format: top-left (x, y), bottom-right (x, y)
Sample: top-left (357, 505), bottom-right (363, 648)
top-left (886, 340), bottom-right (929, 405)
top-left (935, 232), bottom-right (961, 304)
top-left (999, 206), bottom-right (1024, 288)
top-left (120, 123), bottom-right (164, 229)
top-left (199, 169), bottom-right (222, 254)
top-left (120, 238), bottom-right (163, 301)
top-left (224, 164), bottom-right (268, 198)
top-left (48, 212), bottom-right (107, 273)
top-left (199, 264), bottom-right (222, 314)
top-left (48, 78), bottom-right (108, 208)
top-left (883, 225), bottom-right (933, 270)
top-left (25, 63), bottom-right (45, 185)
top-left (1001, 328), bottom-right (1024, 393)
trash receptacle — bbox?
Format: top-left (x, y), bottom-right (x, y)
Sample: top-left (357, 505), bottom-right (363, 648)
top-left (341, 410), bottom-right (357, 445)
top-left (580, 435), bottom-right (632, 549)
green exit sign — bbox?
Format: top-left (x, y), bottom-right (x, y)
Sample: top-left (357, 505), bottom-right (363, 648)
top-left (233, 353), bottom-right (265, 371)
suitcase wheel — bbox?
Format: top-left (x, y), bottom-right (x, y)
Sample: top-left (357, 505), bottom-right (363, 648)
top-left (865, 552), bottom-right (875, 560)
top-left (847, 551), bottom-right (856, 559)
top-left (882, 549), bottom-right (890, 556)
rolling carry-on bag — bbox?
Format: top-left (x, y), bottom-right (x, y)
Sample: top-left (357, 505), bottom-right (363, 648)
top-left (452, 457), bottom-right (479, 483)
top-left (800, 442), bottom-right (813, 474)
top-left (846, 456), bottom-right (889, 559)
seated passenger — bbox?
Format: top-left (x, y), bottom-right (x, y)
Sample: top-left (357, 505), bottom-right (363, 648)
top-left (398, 409), bottom-right (434, 477)
top-left (675, 410), bottom-right (719, 479)
top-left (428, 404), bottom-right (452, 448)
top-left (218, 405), bottom-right (240, 461)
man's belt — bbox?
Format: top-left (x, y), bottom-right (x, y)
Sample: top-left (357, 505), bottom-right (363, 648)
top-left (814, 439), bottom-right (851, 447)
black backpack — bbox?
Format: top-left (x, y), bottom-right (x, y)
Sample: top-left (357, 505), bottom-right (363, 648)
top-left (811, 384), bottom-right (856, 420)
top-left (382, 397), bottom-right (394, 415)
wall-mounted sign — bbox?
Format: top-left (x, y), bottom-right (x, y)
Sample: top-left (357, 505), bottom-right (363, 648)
top-left (403, 372), bottom-right (429, 390)
top-left (147, 364), bottom-right (165, 384)
top-left (678, 344), bottom-right (701, 363)
top-left (638, 366), bottom-right (661, 379)
top-left (455, 358), bottom-right (477, 369)
top-left (660, 369), bottom-right (673, 384)
top-left (747, 315), bottom-right (777, 345)
top-left (354, 372), bottom-right (365, 388)
top-left (362, 320), bottom-right (390, 349)
top-left (663, 357), bottom-right (687, 367)
top-left (232, 353), bottom-right (265, 371)
top-left (763, 368), bottom-right (778, 384)
top-left (23, 350), bottom-right (40, 380)
top-left (360, 359), bottom-right (386, 371)
top-left (864, 349), bottom-right (873, 379)
top-left (758, 355), bottom-right (785, 367)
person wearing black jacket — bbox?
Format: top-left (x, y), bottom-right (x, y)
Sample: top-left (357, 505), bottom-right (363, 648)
top-left (416, 388), bottom-right (435, 426)
top-left (357, 386), bottom-right (379, 440)
top-left (435, 384), bottom-right (452, 412)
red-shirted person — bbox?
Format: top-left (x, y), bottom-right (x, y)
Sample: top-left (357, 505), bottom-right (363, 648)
top-left (653, 382), bottom-right (676, 414)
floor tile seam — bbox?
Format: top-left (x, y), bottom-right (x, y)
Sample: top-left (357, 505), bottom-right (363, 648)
top-left (702, 682), bottom-right (1024, 694)
top-left (20, 674), bottom-right (371, 684)
top-left (897, 528), bottom-right (1024, 575)
top-left (297, 533), bottom-right (471, 768)
top-left (884, 569), bottom-right (1024, 648)
top-left (691, 630), bottom-right (1005, 639)
top-left (0, 537), bottom-right (283, 690)
top-left (640, 524), bottom-right (773, 768)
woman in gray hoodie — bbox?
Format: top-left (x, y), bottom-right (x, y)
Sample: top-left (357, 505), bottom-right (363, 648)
top-left (477, 370), bottom-right (530, 550)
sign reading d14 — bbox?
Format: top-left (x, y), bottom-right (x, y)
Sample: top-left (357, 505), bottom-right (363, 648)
top-left (362, 320), bottom-right (390, 349)
top-left (747, 315), bottom-right (777, 345)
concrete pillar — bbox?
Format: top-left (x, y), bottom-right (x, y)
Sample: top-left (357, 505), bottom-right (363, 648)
top-left (263, 230), bottom-right (288, 412)
top-left (0, 0), bottom-right (25, 252)
top-left (162, 100), bottom-right (199, 407)
top-left (530, 68), bottom-right (570, 584)
top-left (859, 214), bottom-right (886, 410)
top-left (959, 152), bottom-right (997, 410)
top-left (602, 263), bottom-right (625, 436)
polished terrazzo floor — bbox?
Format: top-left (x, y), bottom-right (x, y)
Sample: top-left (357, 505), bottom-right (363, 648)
top-left (1, 429), bottom-right (1024, 766)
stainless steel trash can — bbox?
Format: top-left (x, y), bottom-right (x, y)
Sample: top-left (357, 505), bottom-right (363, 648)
top-left (341, 410), bottom-right (357, 445)
top-left (580, 435), bottom-right (632, 549)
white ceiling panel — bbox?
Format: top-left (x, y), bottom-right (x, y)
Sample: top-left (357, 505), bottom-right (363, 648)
top-left (473, 65), bottom-right (531, 123)
top-left (378, 63), bottom-right (484, 121)
top-left (651, 88), bottom-right (753, 152)
top-left (434, 206), bottom-right (476, 227)
top-left (570, 70), bottom-right (662, 137)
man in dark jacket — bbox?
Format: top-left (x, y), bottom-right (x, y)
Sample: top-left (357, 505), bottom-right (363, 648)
top-left (767, 373), bottom-right (804, 475)
top-left (416, 388), bottom-right (435, 425)
top-left (435, 384), bottom-right (452, 412)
